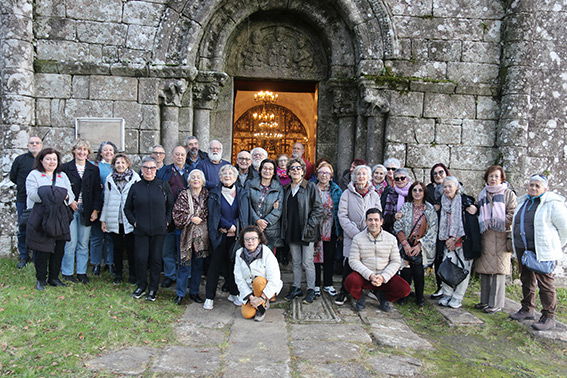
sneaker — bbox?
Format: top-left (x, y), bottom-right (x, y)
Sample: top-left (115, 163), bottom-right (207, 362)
top-left (77, 274), bottom-right (89, 284)
top-left (323, 286), bottom-right (337, 296)
top-left (132, 287), bottom-right (145, 299)
top-left (509, 308), bottom-right (535, 321)
top-left (62, 274), bottom-right (79, 283)
top-left (284, 286), bottom-right (303, 301)
top-left (430, 289), bottom-right (444, 299)
top-left (146, 291), bottom-right (157, 302)
top-left (314, 286), bottom-right (321, 297)
top-left (303, 289), bottom-right (316, 304)
top-left (334, 292), bottom-right (347, 306)
top-left (438, 296), bottom-right (451, 307)
top-left (448, 298), bottom-right (462, 309)
top-left (203, 299), bottom-right (214, 310)
top-left (35, 280), bottom-right (46, 291)
top-left (254, 311), bottom-right (266, 322)
top-left (354, 295), bottom-right (366, 312)
top-left (532, 315), bottom-right (556, 331)
top-left (474, 302), bottom-right (488, 310)
top-left (483, 306), bottom-right (501, 314)
top-left (228, 295), bottom-right (243, 306)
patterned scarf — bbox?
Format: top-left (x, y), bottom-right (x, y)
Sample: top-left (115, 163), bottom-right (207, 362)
top-left (478, 183), bottom-right (507, 233)
top-left (241, 244), bottom-right (263, 267)
top-left (439, 193), bottom-right (465, 241)
top-left (374, 180), bottom-right (388, 197)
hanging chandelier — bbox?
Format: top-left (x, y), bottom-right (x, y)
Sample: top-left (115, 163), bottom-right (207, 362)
top-left (252, 91), bottom-right (283, 139)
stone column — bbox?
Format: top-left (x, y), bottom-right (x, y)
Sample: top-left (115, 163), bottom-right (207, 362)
top-left (330, 81), bottom-right (356, 175)
top-left (359, 79), bottom-right (390, 166)
top-left (159, 79), bottom-right (187, 164)
top-left (192, 71), bottom-right (228, 149)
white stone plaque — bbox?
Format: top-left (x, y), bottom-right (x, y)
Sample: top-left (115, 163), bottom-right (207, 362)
top-left (75, 117), bottom-right (125, 151)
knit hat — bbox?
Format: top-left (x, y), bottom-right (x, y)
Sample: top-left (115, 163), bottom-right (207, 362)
top-left (529, 174), bottom-right (548, 188)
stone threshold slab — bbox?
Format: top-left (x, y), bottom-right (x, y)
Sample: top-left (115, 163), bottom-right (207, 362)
top-left (427, 298), bottom-right (484, 326)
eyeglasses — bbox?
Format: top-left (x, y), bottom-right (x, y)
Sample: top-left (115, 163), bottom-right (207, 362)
top-left (29, 141), bottom-right (42, 145)
top-left (433, 170), bottom-right (445, 176)
top-left (386, 167), bottom-right (397, 171)
top-left (142, 166), bottom-right (157, 170)
top-left (394, 176), bottom-right (407, 182)
top-left (238, 157), bottom-right (251, 161)
top-left (289, 166), bottom-right (302, 171)
top-left (318, 171), bottom-right (331, 176)
top-left (262, 167), bottom-right (274, 171)
top-left (412, 188), bottom-right (424, 192)
top-left (152, 151), bottom-right (165, 155)
top-left (244, 236), bottom-right (259, 242)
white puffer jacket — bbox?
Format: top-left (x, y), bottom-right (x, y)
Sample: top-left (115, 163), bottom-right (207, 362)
top-left (234, 245), bottom-right (283, 303)
top-left (512, 191), bottom-right (567, 262)
top-left (100, 171), bottom-right (141, 234)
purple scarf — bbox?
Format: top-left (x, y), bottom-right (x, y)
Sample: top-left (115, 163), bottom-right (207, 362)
top-left (394, 183), bottom-right (411, 212)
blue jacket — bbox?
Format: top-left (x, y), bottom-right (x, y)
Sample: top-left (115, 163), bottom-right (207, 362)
top-left (157, 163), bottom-right (190, 183)
top-left (208, 184), bottom-right (249, 250)
top-left (197, 159), bottom-right (230, 190)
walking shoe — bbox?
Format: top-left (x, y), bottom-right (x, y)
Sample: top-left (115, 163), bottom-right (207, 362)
top-left (174, 296), bottom-right (183, 305)
top-left (62, 275), bottom-right (79, 283)
top-left (92, 265), bottom-right (101, 276)
top-left (379, 300), bottom-right (393, 312)
top-left (430, 289), bottom-right (444, 299)
top-left (203, 299), bottom-right (214, 310)
top-left (228, 294), bottom-right (243, 306)
top-left (509, 308), bottom-right (535, 321)
top-left (146, 291), bottom-right (157, 302)
top-left (532, 316), bottom-right (556, 331)
top-left (323, 286), bottom-right (337, 296)
top-left (77, 274), bottom-right (89, 284)
top-left (438, 296), bottom-right (451, 307)
top-left (35, 280), bottom-right (46, 291)
top-left (483, 306), bottom-right (501, 314)
top-left (17, 259), bottom-right (28, 269)
top-left (303, 289), bottom-right (316, 304)
top-left (284, 286), bottom-right (303, 301)
top-left (254, 311), bottom-right (266, 322)
top-left (314, 286), bottom-right (321, 297)
top-left (47, 279), bottom-right (67, 287)
top-left (354, 295), bottom-right (366, 312)
top-left (334, 292), bottom-right (347, 306)
top-left (474, 302), bottom-right (488, 310)
top-left (132, 287), bottom-right (145, 299)
top-left (189, 294), bottom-right (204, 303)
top-left (161, 277), bottom-right (174, 288)
top-left (448, 298), bottom-right (462, 309)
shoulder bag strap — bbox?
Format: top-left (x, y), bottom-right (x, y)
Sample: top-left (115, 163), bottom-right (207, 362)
top-left (519, 201), bottom-right (529, 250)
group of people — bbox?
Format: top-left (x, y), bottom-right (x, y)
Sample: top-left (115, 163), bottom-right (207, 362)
top-left (10, 135), bottom-right (567, 328)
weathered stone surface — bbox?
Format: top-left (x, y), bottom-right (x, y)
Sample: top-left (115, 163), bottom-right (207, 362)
top-left (391, 0), bottom-right (433, 17)
top-left (435, 119), bottom-right (462, 144)
top-left (462, 119), bottom-right (496, 146)
top-left (447, 62), bottom-right (499, 84)
top-left (386, 116), bottom-right (435, 144)
top-left (124, 129), bottom-right (139, 153)
top-left (76, 21), bottom-right (127, 45)
top-left (290, 324), bottom-right (372, 344)
top-left (423, 93), bottom-right (476, 119)
top-left (151, 346), bottom-right (220, 375)
top-left (34, 16), bottom-right (76, 40)
top-left (367, 352), bottom-right (423, 376)
top-left (387, 91), bottom-right (424, 118)
top-left (450, 146), bottom-right (498, 170)
top-left (462, 41), bottom-right (501, 64)
top-left (476, 96), bottom-right (499, 119)
top-left (428, 40), bottom-right (462, 62)
top-left (2, 39), bottom-right (33, 69)
top-left (62, 99), bottom-right (113, 126)
top-left (35, 73), bottom-right (71, 98)
top-left (85, 346), bottom-right (158, 375)
top-left (36, 40), bottom-right (89, 61)
top-left (2, 95), bottom-right (34, 125)
top-left (137, 78), bottom-right (161, 104)
top-left (126, 25), bottom-right (157, 50)
top-left (291, 292), bottom-right (341, 322)
top-left (407, 144), bottom-right (450, 168)
top-left (66, 0), bottom-right (122, 22)
top-left (369, 318), bottom-right (434, 350)
top-left (432, 0), bottom-right (504, 19)
top-left (2, 68), bottom-right (33, 97)
top-left (180, 299), bottom-right (236, 329)
top-left (384, 143), bottom-right (407, 164)
top-left (432, 302), bottom-right (485, 326)
top-left (71, 76), bottom-right (89, 99)
top-left (113, 101), bottom-right (142, 129)
top-left (0, 235), bottom-right (15, 257)
top-left (175, 322), bottom-right (226, 346)
top-left (90, 75), bottom-right (138, 101)
top-left (388, 61), bottom-right (447, 81)
top-left (409, 81), bottom-right (456, 94)
top-left (34, 0), bottom-right (66, 17)
top-left (35, 98), bottom-right (51, 125)
top-left (297, 361), bottom-right (374, 378)
top-left (291, 338), bottom-right (362, 362)
top-left (123, 1), bottom-right (165, 26)
top-left (393, 16), bottom-right (484, 41)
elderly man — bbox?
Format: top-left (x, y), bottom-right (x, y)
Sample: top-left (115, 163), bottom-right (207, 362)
top-left (157, 146), bottom-right (191, 288)
top-left (236, 150), bottom-right (258, 189)
top-left (346, 208), bottom-right (410, 312)
top-left (250, 147), bottom-right (268, 171)
top-left (185, 136), bottom-right (209, 172)
top-left (198, 140), bottom-right (230, 190)
top-left (10, 135), bottom-right (43, 268)
top-left (151, 144), bottom-right (166, 170)
top-left (291, 142), bottom-right (314, 179)
top-left (510, 175), bottom-right (567, 331)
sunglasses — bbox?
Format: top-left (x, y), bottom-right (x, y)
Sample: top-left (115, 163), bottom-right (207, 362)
top-left (412, 188), bottom-right (424, 192)
top-left (142, 166), bottom-right (157, 170)
top-left (289, 166), bottom-right (302, 171)
top-left (394, 176), bottom-right (407, 182)
top-left (386, 167), bottom-right (397, 171)
top-left (433, 170), bottom-right (445, 176)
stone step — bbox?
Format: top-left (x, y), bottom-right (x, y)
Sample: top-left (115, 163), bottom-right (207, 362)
top-left (427, 297), bottom-right (484, 326)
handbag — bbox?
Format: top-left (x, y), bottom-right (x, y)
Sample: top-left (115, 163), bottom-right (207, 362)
top-left (399, 213), bottom-right (425, 264)
top-left (438, 252), bottom-right (469, 288)
top-left (518, 202), bottom-right (557, 275)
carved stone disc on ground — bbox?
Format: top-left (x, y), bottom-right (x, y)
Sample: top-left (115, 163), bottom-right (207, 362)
top-left (290, 293), bottom-right (341, 322)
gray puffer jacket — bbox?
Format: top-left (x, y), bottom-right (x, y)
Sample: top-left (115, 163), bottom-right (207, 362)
top-left (100, 171), bottom-right (141, 234)
top-left (248, 178), bottom-right (284, 247)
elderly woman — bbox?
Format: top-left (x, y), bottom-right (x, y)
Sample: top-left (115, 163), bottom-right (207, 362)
top-left (90, 141), bottom-right (118, 275)
top-left (393, 181), bottom-right (438, 306)
top-left (425, 163), bottom-right (451, 298)
top-left (248, 159), bottom-right (283, 250)
top-left (234, 226), bottom-right (283, 321)
top-left (172, 169), bottom-right (209, 305)
top-left (509, 175), bottom-right (567, 331)
top-left (381, 168), bottom-right (412, 233)
top-left (383, 157), bottom-right (402, 187)
top-left (276, 154), bottom-right (291, 186)
top-left (335, 165), bottom-right (381, 305)
top-left (314, 162), bottom-right (342, 296)
top-left (474, 166), bottom-right (517, 314)
top-left (371, 164), bottom-right (388, 197)
top-left (100, 153), bottom-right (141, 284)
top-left (438, 176), bottom-right (481, 309)
top-left (60, 139), bottom-right (102, 284)
top-left (124, 156), bottom-right (173, 302)
top-left (282, 158), bottom-right (323, 304)
top-left (204, 164), bottom-right (249, 310)
top-left (26, 148), bottom-right (75, 290)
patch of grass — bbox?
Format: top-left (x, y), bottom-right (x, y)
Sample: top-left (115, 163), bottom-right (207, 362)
top-left (395, 272), bottom-right (567, 376)
top-left (506, 283), bottom-right (567, 324)
top-left (0, 258), bottom-right (183, 376)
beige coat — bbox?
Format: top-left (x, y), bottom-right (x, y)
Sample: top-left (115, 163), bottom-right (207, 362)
top-left (348, 229), bottom-right (401, 282)
top-left (474, 188), bottom-right (517, 275)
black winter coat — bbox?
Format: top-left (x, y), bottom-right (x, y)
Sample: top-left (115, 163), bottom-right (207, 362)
top-left (9, 151), bottom-right (35, 202)
top-left (61, 159), bottom-right (103, 226)
top-left (124, 178), bottom-right (173, 236)
top-left (26, 186), bottom-right (73, 253)
top-left (461, 194), bottom-right (482, 260)
top-left (208, 185), bottom-right (249, 250)
top-left (281, 179), bottom-right (324, 243)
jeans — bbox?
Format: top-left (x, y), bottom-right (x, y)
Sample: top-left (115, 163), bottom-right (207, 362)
top-left (62, 207), bottom-right (91, 275)
top-left (16, 201), bottom-right (29, 261)
top-left (176, 256), bottom-right (205, 297)
top-left (162, 231), bottom-right (178, 280)
top-left (289, 242), bottom-right (316, 290)
top-left (90, 220), bottom-right (113, 266)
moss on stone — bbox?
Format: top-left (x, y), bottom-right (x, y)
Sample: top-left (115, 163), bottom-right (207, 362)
top-left (363, 72), bottom-right (456, 89)
top-left (33, 59), bottom-right (59, 73)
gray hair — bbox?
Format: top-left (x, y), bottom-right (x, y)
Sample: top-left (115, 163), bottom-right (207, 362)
top-left (351, 164), bottom-right (372, 183)
top-left (443, 176), bottom-right (463, 193)
top-left (184, 136), bottom-right (198, 145)
top-left (383, 157), bottom-right (402, 169)
top-left (151, 144), bottom-right (164, 151)
top-left (188, 169), bottom-right (206, 186)
top-left (394, 168), bottom-right (411, 178)
top-left (372, 164), bottom-right (387, 174)
top-left (529, 174), bottom-right (549, 188)
top-left (219, 164), bottom-right (238, 178)
top-left (141, 156), bottom-right (157, 165)
top-left (251, 147), bottom-right (268, 158)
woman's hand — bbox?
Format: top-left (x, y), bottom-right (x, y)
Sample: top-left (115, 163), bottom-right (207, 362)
top-left (70, 201), bottom-right (78, 211)
top-left (434, 204), bottom-right (441, 211)
top-left (466, 205), bottom-right (477, 215)
top-left (90, 210), bottom-right (99, 222)
top-left (256, 219), bottom-right (268, 231)
top-left (191, 216), bottom-right (202, 225)
top-left (445, 237), bottom-right (456, 251)
top-left (101, 221), bottom-right (107, 233)
top-left (248, 296), bottom-right (264, 308)
top-left (394, 212), bottom-right (403, 220)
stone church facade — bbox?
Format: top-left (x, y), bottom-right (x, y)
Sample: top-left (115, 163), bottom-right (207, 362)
top-left (1, 0), bottom-right (566, 271)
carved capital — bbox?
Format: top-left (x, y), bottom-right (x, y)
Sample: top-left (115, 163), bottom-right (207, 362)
top-left (158, 79), bottom-right (187, 107)
top-left (329, 79), bottom-right (356, 117)
top-left (359, 80), bottom-right (389, 116)
top-left (192, 71), bottom-right (229, 109)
